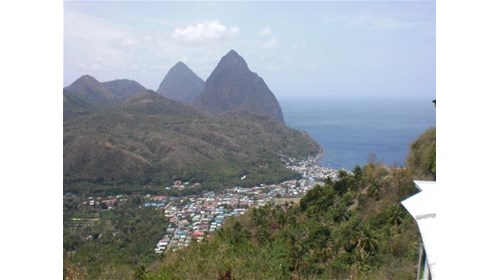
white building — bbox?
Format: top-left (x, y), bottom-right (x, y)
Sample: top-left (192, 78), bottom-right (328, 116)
top-left (401, 180), bottom-right (437, 280)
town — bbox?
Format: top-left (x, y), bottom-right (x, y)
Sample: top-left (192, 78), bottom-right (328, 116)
top-left (73, 156), bottom-right (339, 254)
top-left (153, 156), bottom-right (338, 253)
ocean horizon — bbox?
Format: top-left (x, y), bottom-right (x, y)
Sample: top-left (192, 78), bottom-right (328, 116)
top-left (280, 96), bottom-right (436, 170)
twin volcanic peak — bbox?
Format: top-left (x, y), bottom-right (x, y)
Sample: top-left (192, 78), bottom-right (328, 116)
top-left (157, 61), bottom-right (205, 104)
top-left (63, 50), bottom-right (319, 188)
top-left (65, 50), bottom-right (285, 123)
top-left (194, 50), bottom-right (285, 123)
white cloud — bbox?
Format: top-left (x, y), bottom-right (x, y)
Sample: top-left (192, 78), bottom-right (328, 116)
top-left (171, 19), bottom-right (240, 43)
top-left (258, 27), bottom-right (279, 49)
top-left (65, 7), bottom-right (190, 88)
top-left (65, 7), bottom-right (214, 88)
top-left (262, 36), bottom-right (278, 49)
top-left (64, 9), bottom-right (136, 79)
top-left (260, 27), bottom-right (272, 36)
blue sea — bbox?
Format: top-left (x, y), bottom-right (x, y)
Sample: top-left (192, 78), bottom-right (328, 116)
top-left (280, 96), bottom-right (436, 170)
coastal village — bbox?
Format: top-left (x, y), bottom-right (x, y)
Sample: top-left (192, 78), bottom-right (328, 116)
top-left (152, 156), bottom-right (337, 254)
top-left (74, 156), bottom-right (339, 254)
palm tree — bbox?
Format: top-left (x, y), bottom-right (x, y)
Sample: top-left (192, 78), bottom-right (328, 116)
top-left (352, 226), bottom-right (378, 253)
top-left (368, 180), bottom-right (381, 198)
top-left (387, 204), bottom-right (405, 227)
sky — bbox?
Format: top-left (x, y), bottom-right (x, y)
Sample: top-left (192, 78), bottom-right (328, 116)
top-left (64, 1), bottom-right (435, 100)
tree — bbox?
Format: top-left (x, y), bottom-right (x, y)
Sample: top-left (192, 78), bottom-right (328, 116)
top-left (406, 127), bottom-right (436, 180)
top-left (368, 180), bottom-right (381, 199)
top-left (333, 171), bottom-right (352, 196)
top-left (134, 265), bottom-right (146, 280)
top-left (387, 204), bottom-right (405, 227)
top-left (324, 176), bottom-right (334, 185)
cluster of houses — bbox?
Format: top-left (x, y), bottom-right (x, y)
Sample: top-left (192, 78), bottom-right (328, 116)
top-left (154, 192), bottom-right (249, 253)
top-left (165, 180), bottom-right (201, 190)
top-left (143, 195), bottom-right (168, 208)
top-left (154, 157), bottom-right (338, 254)
top-left (284, 156), bottom-right (338, 180)
top-left (81, 195), bottom-right (123, 209)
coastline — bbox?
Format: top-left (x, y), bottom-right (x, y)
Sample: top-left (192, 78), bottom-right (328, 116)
top-left (313, 148), bottom-right (325, 166)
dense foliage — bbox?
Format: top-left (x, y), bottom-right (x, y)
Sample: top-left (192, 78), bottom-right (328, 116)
top-left (63, 197), bottom-right (166, 279)
top-left (142, 163), bottom-right (420, 280)
top-left (64, 92), bottom-right (320, 195)
top-left (63, 125), bottom-right (435, 280)
top-left (406, 127), bottom-right (436, 180)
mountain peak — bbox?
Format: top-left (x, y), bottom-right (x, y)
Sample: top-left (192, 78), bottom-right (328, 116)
top-left (225, 49), bottom-right (240, 59)
top-left (101, 79), bottom-right (147, 100)
top-left (64, 74), bottom-right (114, 102)
top-left (157, 62), bottom-right (205, 104)
top-left (74, 74), bottom-right (99, 84)
top-left (172, 61), bottom-right (189, 70)
top-left (194, 51), bottom-right (285, 123)
top-left (217, 49), bottom-right (249, 72)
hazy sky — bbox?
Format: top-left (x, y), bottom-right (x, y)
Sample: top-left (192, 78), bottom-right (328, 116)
top-left (64, 1), bottom-right (435, 99)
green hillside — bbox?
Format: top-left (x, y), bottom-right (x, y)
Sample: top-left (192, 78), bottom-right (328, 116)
top-left (406, 127), bottom-right (436, 180)
top-left (63, 127), bottom-right (435, 280)
top-left (139, 162), bottom-right (420, 280)
top-left (64, 91), bottom-right (321, 194)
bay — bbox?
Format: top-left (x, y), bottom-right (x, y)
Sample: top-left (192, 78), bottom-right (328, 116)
top-left (281, 96), bottom-right (436, 170)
